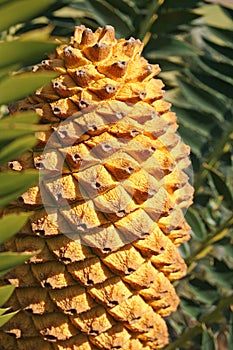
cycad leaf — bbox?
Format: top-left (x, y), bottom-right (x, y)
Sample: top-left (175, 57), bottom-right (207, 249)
top-left (152, 10), bottom-right (199, 34)
top-left (0, 310), bottom-right (19, 328)
top-left (190, 70), bottom-right (233, 99)
top-left (0, 113), bottom-right (48, 143)
top-left (0, 308), bottom-right (11, 316)
top-left (0, 72), bottom-right (58, 105)
top-left (0, 41), bottom-right (57, 69)
top-left (105, 0), bottom-right (138, 16)
top-left (0, 135), bottom-right (37, 166)
top-left (0, 0), bottom-right (56, 32)
top-left (201, 327), bottom-right (217, 350)
top-left (203, 37), bottom-right (233, 62)
top-left (0, 213), bottom-right (32, 245)
top-left (0, 285), bottom-right (15, 307)
top-left (207, 167), bottom-right (233, 208)
top-left (186, 208), bottom-right (207, 242)
top-left (207, 26), bottom-right (233, 48)
top-left (162, 0), bottom-right (199, 9)
top-left (0, 252), bottom-right (32, 272)
top-left (204, 259), bottom-right (233, 290)
top-left (177, 77), bottom-right (227, 120)
top-left (146, 37), bottom-right (197, 58)
top-left (189, 279), bottom-right (220, 304)
top-left (86, 0), bottom-right (134, 37)
top-left (200, 56), bottom-right (233, 84)
top-left (0, 171), bottom-right (38, 208)
top-left (180, 297), bottom-right (201, 319)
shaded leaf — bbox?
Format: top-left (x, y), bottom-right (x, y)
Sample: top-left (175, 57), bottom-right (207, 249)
top-left (207, 26), bottom-right (233, 48)
top-left (0, 71), bottom-right (58, 105)
top-left (0, 213), bottom-right (32, 245)
top-left (186, 207), bottom-right (207, 242)
top-left (85, 0), bottom-right (134, 37)
top-left (0, 308), bottom-right (10, 316)
top-left (180, 297), bottom-right (201, 319)
top-left (152, 10), bottom-right (199, 34)
top-left (204, 259), bottom-right (233, 290)
top-left (203, 37), bottom-right (233, 63)
top-left (105, 0), bottom-right (138, 16)
top-left (0, 41), bottom-right (57, 69)
top-left (200, 56), bottom-right (233, 84)
top-left (0, 135), bottom-right (37, 166)
top-left (0, 0), bottom-right (56, 32)
top-left (0, 310), bottom-right (19, 328)
top-left (0, 114), bottom-right (48, 143)
top-left (0, 171), bottom-right (38, 208)
top-left (201, 327), bottom-right (217, 350)
top-left (190, 70), bottom-right (233, 100)
top-left (177, 76), bottom-right (227, 121)
top-left (2, 111), bottom-right (39, 124)
top-left (0, 252), bottom-right (31, 272)
top-left (207, 167), bottom-right (233, 208)
top-left (0, 285), bottom-right (15, 307)
top-left (189, 279), bottom-right (220, 304)
top-left (162, 0), bottom-right (199, 9)
top-left (146, 37), bottom-right (198, 58)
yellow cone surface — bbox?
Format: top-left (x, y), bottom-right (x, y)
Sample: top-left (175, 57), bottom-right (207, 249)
top-left (0, 25), bottom-right (193, 349)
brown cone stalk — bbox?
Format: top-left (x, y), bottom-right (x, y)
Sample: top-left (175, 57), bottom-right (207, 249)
top-left (0, 25), bottom-right (193, 349)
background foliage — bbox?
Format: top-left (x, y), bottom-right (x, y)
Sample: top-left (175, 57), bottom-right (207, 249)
top-left (0, 0), bottom-right (232, 348)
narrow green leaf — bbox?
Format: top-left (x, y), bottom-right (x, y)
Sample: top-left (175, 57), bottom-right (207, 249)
top-left (0, 310), bottom-right (19, 328)
top-left (189, 279), bottom-right (219, 304)
top-left (0, 213), bottom-right (32, 245)
top-left (0, 171), bottom-right (38, 208)
top-left (203, 37), bottom-right (233, 63)
top-left (201, 326), bottom-right (217, 350)
top-left (213, 244), bottom-right (233, 269)
top-left (228, 312), bottom-right (233, 350)
top-left (0, 0), bottom-right (56, 32)
top-left (204, 259), bottom-right (233, 289)
top-left (0, 72), bottom-right (57, 105)
top-left (0, 135), bottom-right (37, 166)
top-left (180, 297), bottom-right (201, 319)
top-left (190, 70), bottom-right (233, 99)
top-left (105, 0), bottom-right (138, 16)
top-left (147, 37), bottom-right (198, 58)
top-left (162, 0), bottom-right (199, 9)
top-left (5, 111), bottom-right (39, 124)
top-left (207, 26), bottom-right (233, 48)
top-left (0, 41), bottom-right (57, 69)
top-left (200, 56), bottom-right (233, 83)
top-left (0, 252), bottom-right (31, 272)
top-left (186, 208), bottom-right (208, 242)
top-left (0, 307), bottom-right (10, 316)
top-left (207, 167), bottom-right (233, 208)
top-left (0, 285), bottom-right (15, 307)
top-left (0, 268), bottom-right (11, 278)
top-left (87, 0), bottom-right (134, 37)
top-left (0, 121), bottom-right (48, 142)
top-left (152, 11), bottom-right (199, 34)
top-left (177, 77), bottom-right (227, 121)
top-left (173, 106), bottom-right (218, 137)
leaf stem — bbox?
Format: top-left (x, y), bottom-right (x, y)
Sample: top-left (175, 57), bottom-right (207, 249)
top-left (194, 121), bottom-right (233, 191)
top-left (186, 214), bottom-right (233, 270)
top-left (139, 0), bottom-right (164, 42)
top-left (165, 296), bottom-right (233, 350)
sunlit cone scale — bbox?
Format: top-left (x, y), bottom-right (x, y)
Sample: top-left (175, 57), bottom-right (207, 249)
top-left (0, 25), bottom-right (194, 349)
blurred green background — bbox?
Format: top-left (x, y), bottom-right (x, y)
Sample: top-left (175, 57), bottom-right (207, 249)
top-left (0, 1), bottom-right (232, 349)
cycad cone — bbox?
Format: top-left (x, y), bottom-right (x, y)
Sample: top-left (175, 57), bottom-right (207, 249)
top-left (0, 26), bottom-right (193, 350)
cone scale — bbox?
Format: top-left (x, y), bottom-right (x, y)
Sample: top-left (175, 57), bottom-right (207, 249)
top-left (0, 26), bottom-right (193, 349)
